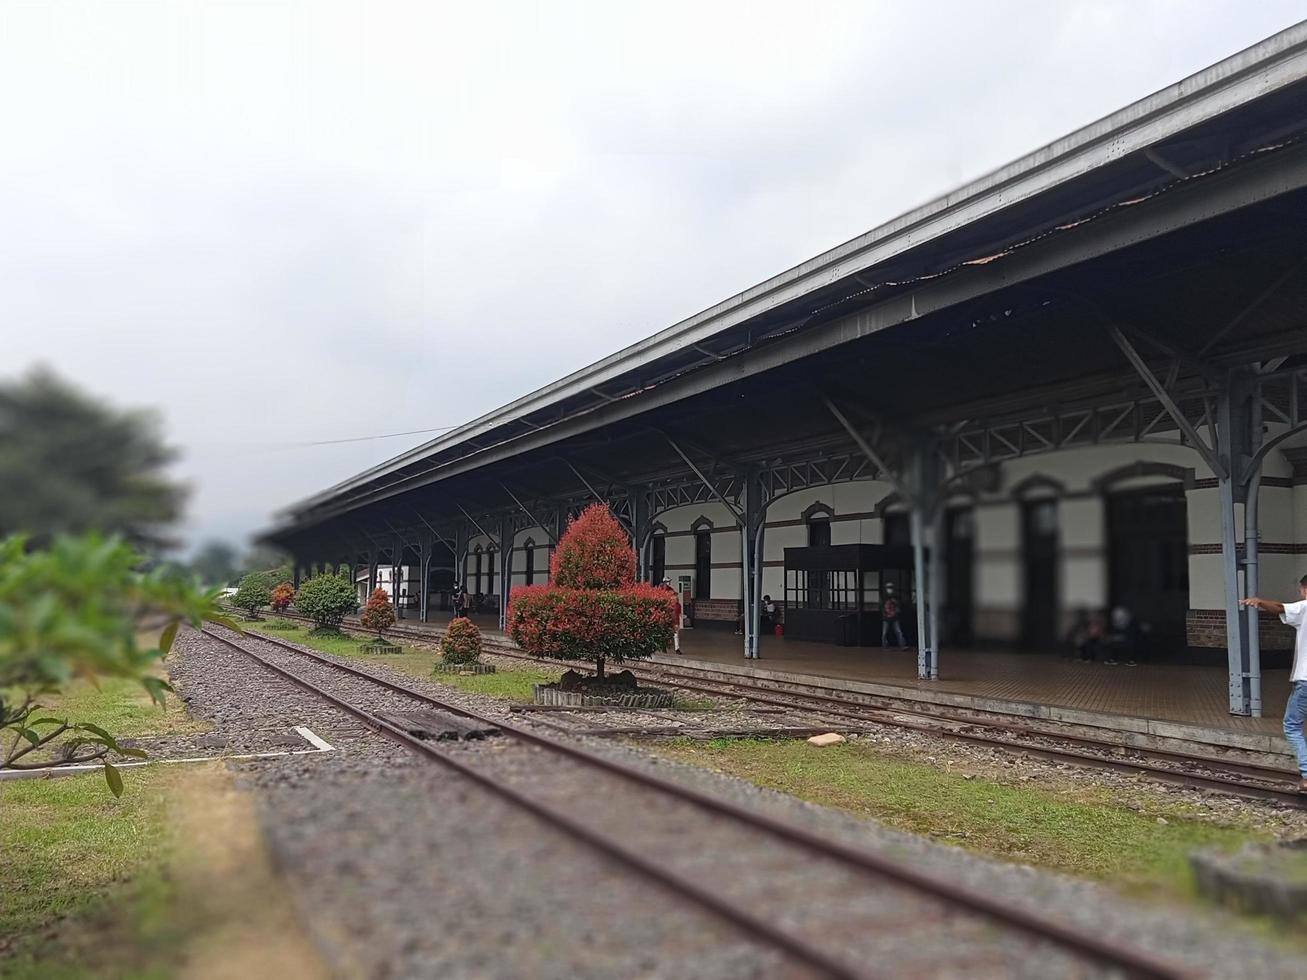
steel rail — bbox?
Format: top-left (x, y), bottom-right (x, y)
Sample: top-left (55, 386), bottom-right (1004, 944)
top-left (275, 613), bottom-right (1304, 806)
top-left (202, 627), bottom-right (865, 980)
top-left (205, 624), bottom-right (1189, 980)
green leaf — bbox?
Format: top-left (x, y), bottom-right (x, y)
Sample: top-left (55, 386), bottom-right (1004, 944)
top-left (104, 761), bottom-right (123, 797)
top-left (29, 717), bottom-right (65, 727)
top-left (116, 746), bottom-right (148, 759)
top-left (76, 722), bottom-right (113, 742)
top-left (18, 728), bottom-right (41, 747)
top-left (142, 676), bottom-right (172, 707)
top-left (159, 621), bottom-right (179, 653)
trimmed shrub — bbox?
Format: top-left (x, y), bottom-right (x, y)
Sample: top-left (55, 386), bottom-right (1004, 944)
top-left (231, 573), bottom-right (272, 620)
top-left (550, 504), bottom-right (635, 589)
top-left (294, 573), bottom-right (357, 631)
top-left (440, 617), bottom-right (483, 664)
top-left (359, 587), bottom-right (396, 638)
top-left (508, 503), bottom-right (676, 678)
top-left (269, 581), bottom-right (295, 614)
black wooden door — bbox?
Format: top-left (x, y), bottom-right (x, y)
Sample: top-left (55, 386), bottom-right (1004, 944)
top-left (1108, 487), bottom-right (1188, 655)
top-left (694, 531), bottom-right (712, 599)
top-left (945, 507), bottom-right (975, 646)
top-left (1021, 499), bottom-right (1059, 650)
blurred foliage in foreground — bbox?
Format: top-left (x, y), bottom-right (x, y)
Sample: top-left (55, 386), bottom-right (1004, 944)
top-left (0, 534), bottom-right (234, 794)
top-left (0, 368), bottom-right (186, 551)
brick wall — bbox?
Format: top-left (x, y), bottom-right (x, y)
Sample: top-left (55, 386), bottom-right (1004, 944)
top-left (690, 598), bottom-right (741, 623)
top-left (1186, 609), bottom-right (1294, 650)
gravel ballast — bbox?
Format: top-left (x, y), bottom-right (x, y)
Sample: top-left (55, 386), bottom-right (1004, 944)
top-left (169, 628), bottom-right (1307, 978)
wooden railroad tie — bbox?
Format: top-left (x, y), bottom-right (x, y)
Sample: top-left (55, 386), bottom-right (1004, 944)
top-left (373, 709), bottom-right (500, 742)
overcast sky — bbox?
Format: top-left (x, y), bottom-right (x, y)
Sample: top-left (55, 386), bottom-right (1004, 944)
top-left (2, 2), bottom-right (1303, 556)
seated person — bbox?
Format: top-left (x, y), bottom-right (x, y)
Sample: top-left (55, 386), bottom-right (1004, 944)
top-left (1067, 608), bottom-right (1105, 662)
top-left (1104, 606), bottom-right (1145, 666)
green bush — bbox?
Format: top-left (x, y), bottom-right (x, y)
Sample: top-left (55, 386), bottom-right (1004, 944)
top-left (0, 533), bottom-right (231, 795)
top-left (230, 573), bottom-right (272, 620)
top-left (441, 618), bottom-right (483, 664)
top-left (294, 573), bottom-right (358, 631)
top-left (359, 587), bottom-right (396, 638)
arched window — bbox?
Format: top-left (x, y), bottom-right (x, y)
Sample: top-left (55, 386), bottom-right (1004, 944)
top-left (524, 538), bottom-right (536, 585)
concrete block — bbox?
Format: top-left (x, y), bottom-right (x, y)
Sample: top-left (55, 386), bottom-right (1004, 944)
top-left (807, 733), bottom-right (847, 747)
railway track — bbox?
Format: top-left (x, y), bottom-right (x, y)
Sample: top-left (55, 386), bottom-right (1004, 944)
top-left (202, 623), bottom-right (1188, 979)
top-left (271, 613), bottom-right (1307, 809)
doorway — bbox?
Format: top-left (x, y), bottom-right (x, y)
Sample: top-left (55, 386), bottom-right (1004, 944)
top-left (1107, 486), bottom-right (1188, 656)
top-left (694, 530), bottom-right (712, 599)
top-left (945, 507), bottom-right (975, 646)
top-left (1021, 498), bottom-right (1059, 650)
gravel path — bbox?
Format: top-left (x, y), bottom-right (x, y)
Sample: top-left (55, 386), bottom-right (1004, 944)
top-left (171, 628), bottom-right (1307, 979)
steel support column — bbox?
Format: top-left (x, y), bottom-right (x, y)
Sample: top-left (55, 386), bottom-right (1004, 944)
top-left (747, 479), bottom-right (769, 660)
top-left (418, 530), bottom-right (432, 623)
top-left (909, 444), bottom-right (941, 680)
top-left (631, 487), bottom-right (651, 581)
top-left (454, 523), bottom-right (469, 594)
top-left (741, 471), bottom-right (765, 660)
top-left (1216, 370), bottom-right (1260, 715)
top-left (498, 514), bottom-right (514, 632)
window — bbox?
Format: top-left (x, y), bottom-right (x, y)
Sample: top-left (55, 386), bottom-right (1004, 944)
top-left (785, 569), bottom-right (858, 611)
top-left (651, 533), bottom-right (666, 585)
top-left (694, 530), bottom-right (712, 599)
top-left (524, 539), bottom-right (536, 585)
top-left (473, 547), bottom-right (483, 594)
top-left (807, 518), bottom-right (831, 547)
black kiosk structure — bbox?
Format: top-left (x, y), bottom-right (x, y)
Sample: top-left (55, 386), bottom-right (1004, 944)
top-left (782, 544), bottom-right (918, 647)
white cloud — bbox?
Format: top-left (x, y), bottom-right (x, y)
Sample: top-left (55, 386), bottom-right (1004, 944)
top-left (0, 0), bottom-right (1301, 551)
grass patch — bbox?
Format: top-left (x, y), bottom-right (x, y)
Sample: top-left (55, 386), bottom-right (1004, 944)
top-left (0, 767), bottom-right (175, 947)
top-left (242, 620), bottom-right (560, 699)
top-left (1, 766), bottom-right (323, 979)
top-left (432, 667), bottom-right (560, 701)
top-left (655, 738), bottom-right (1267, 898)
top-left (27, 672), bottom-right (202, 742)
top-left (243, 621), bottom-right (408, 659)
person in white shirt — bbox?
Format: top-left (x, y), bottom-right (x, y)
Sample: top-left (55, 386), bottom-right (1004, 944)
top-left (1242, 574), bottom-right (1307, 794)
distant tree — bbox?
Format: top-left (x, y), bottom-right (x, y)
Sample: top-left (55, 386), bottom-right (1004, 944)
top-left (0, 368), bottom-right (186, 550)
top-left (231, 573), bottom-right (272, 620)
top-left (190, 540), bottom-right (239, 587)
top-left (269, 582), bottom-right (295, 614)
top-left (0, 533), bottom-right (232, 795)
top-left (508, 504), bottom-right (676, 679)
top-left (239, 545), bottom-right (291, 589)
top-left (294, 573), bottom-right (358, 631)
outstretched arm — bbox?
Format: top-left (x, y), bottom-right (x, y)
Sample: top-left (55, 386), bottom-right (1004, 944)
top-left (1240, 597), bottom-right (1286, 615)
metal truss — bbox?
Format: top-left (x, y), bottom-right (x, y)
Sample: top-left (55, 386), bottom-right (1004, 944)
top-left (933, 362), bottom-right (1306, 482)
top-left (759, 451), bottom-right (876, 501)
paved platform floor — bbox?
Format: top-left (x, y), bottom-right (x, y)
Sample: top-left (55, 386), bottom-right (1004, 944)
top-left (402, 611), bottom-right (1289, 736)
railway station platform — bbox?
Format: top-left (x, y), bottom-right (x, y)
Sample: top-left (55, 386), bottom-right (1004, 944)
top-left (402, 611), bottom-right (1294, 763)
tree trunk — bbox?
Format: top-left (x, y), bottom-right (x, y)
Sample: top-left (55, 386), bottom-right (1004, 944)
top-left (596, 655), bottom-right (605, 679)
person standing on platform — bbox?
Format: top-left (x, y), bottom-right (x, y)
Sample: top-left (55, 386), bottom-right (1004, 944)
top-left (1242, 574), bottom-right (1307, 794)
top-left (452, 586), bottom-right (466, 620)
top-left (662, 578), bottom-right (682, 654)
top-left (882, 585), bottom-right (906, 650)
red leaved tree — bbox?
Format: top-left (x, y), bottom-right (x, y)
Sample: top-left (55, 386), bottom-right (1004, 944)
top-left (508, 503), bottom-right (676, 678)
top-left (270, 581), bottom-right (295, 614)
top-left (359, 587), bottom-right (396, 639)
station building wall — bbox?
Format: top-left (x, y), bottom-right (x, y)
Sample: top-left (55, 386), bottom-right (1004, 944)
top-left (412, 436), bottom-right (1306, 654)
